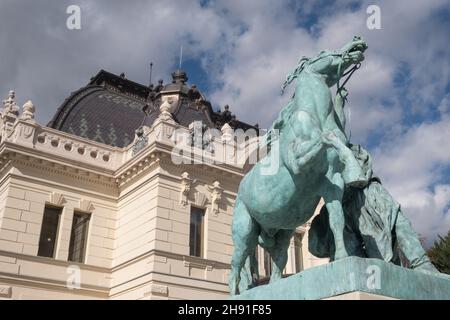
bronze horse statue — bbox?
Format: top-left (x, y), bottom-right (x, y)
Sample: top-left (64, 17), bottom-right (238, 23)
top-left (229, 36), bottom-right (368, 295)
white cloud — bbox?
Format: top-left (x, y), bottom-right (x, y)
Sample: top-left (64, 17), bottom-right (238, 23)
top-left (373, 107), bottom-right (450, 246)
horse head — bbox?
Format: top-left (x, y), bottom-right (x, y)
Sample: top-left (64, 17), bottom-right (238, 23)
top-left (281, 36), bottom-right (368, 93)
top-left (309, 36), bottom-right (368, 87)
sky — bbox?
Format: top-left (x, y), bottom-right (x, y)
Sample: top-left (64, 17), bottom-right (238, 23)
top-left (1, 0), bottom-right (450, 246)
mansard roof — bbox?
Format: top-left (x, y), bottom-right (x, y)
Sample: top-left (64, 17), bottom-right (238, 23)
top-left (48, 69), bottom-right (258, 147)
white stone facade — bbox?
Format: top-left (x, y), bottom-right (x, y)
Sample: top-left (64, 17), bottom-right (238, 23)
top-left (0, 91), bottom-right (326, 300)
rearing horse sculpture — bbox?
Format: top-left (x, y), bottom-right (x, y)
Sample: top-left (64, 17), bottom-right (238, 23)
top-left (229, 36), bottom-right (368, 295)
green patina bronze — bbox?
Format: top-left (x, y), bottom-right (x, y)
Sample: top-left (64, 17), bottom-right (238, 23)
top-left (229, 36), bottom-right (447, 298)
top-left (308, 143), bottom-right (438, 274)
top-left (232, 257), bottom-right (450, 300)
top-left (230, 36), bottom-right (369, 295)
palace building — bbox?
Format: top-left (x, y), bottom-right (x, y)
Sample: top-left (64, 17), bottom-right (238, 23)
top-left (0, 69), bottom-right (326, 299)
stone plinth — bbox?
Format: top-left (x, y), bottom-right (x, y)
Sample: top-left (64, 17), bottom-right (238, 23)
top-left (233, 257), bottom-right (450, 300)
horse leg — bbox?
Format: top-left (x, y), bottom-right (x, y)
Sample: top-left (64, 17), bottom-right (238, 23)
top-left (248, 249), bottom-right (260, 286)
top-left (238, 250), bottom-right (259, 293)
top-left (267, 229), bottom-right (295, 283)
top-left (229, 198), bottom-right (259, 295)
top-left (323, 172), bottom-right (348, 261)
top-left (322, 131), bottom-right (367, 188)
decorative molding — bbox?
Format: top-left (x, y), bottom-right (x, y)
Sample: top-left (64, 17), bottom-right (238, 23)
top-left (0, 285), bottom-right (12, 298)
top-left (7, 152), bottom-right (117, 189)
top-left (158, 157), bottom-right (244, 184)
top-left (2, 90), bottom-right (20, 119)
top-left (0, 108), bottom-right (247, 193)
top-left (155, 100), bottom-right (175, 124)
top-left (0, 249), bottom-right (110, 273)
top-left (180, 172), bottom-right (192, 206)
top-left (208, 181), bottom-right (223, 216)
top-left (183, 257), bottom-right (215, 280)
top-left (49, 192), bottom-right (66, 206)
top-left (194, 191), bottom-right (208, 208)
top-left (1, 111), bottom-right (245, 190)
top-left (19, 122), bottom-right (36, 139)
top-left (1, 90), bottom-right (20, 139)
top-left (34, 130), bottom-right (114, 166)
top-left (155, 122), bottom-right (176, 141)
top-left (0, 154), bottom-right (12, 174)
top-left (148, 284), bottom-right (168, 296)
top-left (115, 152), bottom-right (160, 187)
top-left (188, 121), bottom-right (215, 153)
top-left (160, 94), bottom-right (179, 113)
top-left (111, 249), bottom-right (230, 273)
top-left (103, 84), bottom-right (147, 103)
top-left (78, 199), bottom-right (94, 212)
top-left (131, 126), bottom-right (148, 156)
top-left (221, 123), bottom-right (234, 143)
top-left (183, 258), bottom-right (214, 271)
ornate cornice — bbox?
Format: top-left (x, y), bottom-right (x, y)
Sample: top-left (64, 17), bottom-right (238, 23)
top-left (0, 103), bottom-right (253, 193)
top-left (114, 152), bottom-right (161, 188)
top-left (0, 149), bottom-right (117, 189)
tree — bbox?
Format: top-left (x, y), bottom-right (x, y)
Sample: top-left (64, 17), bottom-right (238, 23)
top-left (427, 230), bottom-right (450, 275)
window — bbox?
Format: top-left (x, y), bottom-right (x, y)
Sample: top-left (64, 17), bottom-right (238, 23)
top-left (68, 212), bottom-right (90, 263)
top-left (189, 206), bottom-right (205, 257)
top-left (38, 206), bottom-right (62, 258)
top-left (294, 233), bottom-right (304, 273)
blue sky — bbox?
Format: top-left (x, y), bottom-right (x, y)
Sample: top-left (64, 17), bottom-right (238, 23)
top-left (1, 0), bottom-right (450, 246)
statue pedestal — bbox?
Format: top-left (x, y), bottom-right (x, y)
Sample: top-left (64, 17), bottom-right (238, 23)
top-left (233, 257), bottom-right (450, 300)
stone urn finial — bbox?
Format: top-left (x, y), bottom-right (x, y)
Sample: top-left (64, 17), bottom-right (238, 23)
top-left (21, 100), bottom-right (35, 121)
top-left (221, 123), bottom-right (234, 142)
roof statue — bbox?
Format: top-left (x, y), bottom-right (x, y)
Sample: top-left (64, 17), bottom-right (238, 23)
top-left (230, 36), bottom-right (449, 299)
top-left (2, 90), bottom-right (20, 118)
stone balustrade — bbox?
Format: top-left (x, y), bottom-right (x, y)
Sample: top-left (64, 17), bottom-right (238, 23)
top-left (0, 90), bottom-right (262, 177)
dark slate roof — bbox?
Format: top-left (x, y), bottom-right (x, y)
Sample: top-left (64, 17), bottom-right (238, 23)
top-left (48, 69), bottom-right (258, 147)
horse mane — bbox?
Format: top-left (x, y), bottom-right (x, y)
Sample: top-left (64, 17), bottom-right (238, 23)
top-left (271, 56), bottom-right (311, 144)
top-left (269, 52), bottom-right (329, 145)
top-left (281, 56), bottom-right (310, 94)
top-left (262, 99), bottom-right (295, 149)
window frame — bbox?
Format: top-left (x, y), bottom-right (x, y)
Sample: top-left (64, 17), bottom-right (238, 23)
top-left (189, 205), bottom-right (205, 258)
top-left (37, 204), bottom-right (63, 259)
top-left (68, 210), bottom-right (91, 263)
